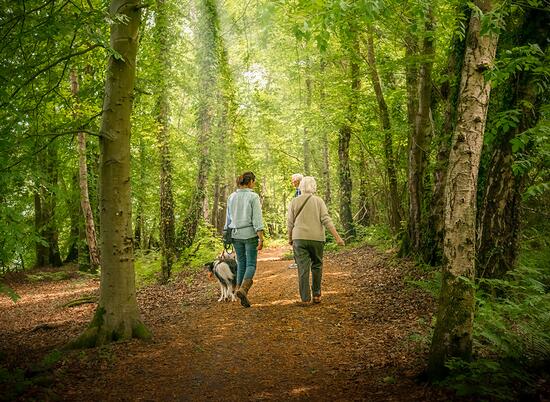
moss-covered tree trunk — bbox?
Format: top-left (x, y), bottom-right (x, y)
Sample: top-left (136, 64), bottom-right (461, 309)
top-left (155, 0), bottom-right (176, 283)
top-left (428, 0), bottom-right (499, 378)
top-left (320, 59), bottom-right (332, 207)
top-left (338, 44), bottom-right (359, 240)
top-left (477, 8), bottom-right (548, 279)
top-left (178, 0), bottom-right (227, 251)
top-left (72, 0), bottom-right (150, 348)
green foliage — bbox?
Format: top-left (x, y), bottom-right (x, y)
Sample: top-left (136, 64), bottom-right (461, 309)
top-left (0, 367), bottom-right (30, 400)
top-left (441, 358), bottom-right (534, 401)
top-left (437, 237), bottom-right (550, 399)
top-left (134, 250), bottom-right (162, 287)
top-left (177, 223), bottom-right (224, 270)
top-left (0, 282), bottom-right (20, 302)
top-left (354, 224), bottom-right (394, 249)
top-left (407, 269), bottom-right (442, 299)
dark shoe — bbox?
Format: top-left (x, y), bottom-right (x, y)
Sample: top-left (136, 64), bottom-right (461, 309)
top-left (236, 279), bottom-right (253, 308)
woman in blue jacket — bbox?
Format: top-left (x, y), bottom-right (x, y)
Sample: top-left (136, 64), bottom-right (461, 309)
top-left (224, 171), bottom-right (265, 307)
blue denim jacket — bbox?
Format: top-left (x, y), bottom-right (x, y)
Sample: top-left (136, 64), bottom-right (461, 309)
top-left (224, 189), bottom-right (264, 239)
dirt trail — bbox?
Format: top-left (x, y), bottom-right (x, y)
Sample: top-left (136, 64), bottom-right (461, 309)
top-left (0, 245), bottom-right (451, 401)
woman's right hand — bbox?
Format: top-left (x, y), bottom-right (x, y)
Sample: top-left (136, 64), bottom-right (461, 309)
top-left (336, 238), bottom-right (345, 246)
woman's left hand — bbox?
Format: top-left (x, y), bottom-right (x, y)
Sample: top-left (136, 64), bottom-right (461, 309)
top-left (257, 239), bottom-right (263, 251)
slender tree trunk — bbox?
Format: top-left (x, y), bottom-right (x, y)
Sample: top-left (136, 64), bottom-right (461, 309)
top-left (357, 147), bottom-right (371, 226)
top-left (65, 171), bottom-right (80, 263)
top-left (34, 145), bottom-right (62, 267)
top-left (303, 73), bottom-right (312, 176)
top-left (179, 0), bottom-right (230, 251)
top-left (428, 0), bottom-right (499, 378)
top-left (134, 137), bottom-right (146, 250)
top-left (155, 0), bottom-right (175, 282)
top-left (406, 7), bottom-right (435, 255)
top-left (338, 42), bottom-right (359, 240)
top-left (365, 26), bottom-right (401, 233)
top-left (426, 10), bottom-right (468, 265)
top-left (320, 59), bottom-right (331, 206)
top-left (70, 69), bottom-right (100, 272)
top-left (72, 0), bottom-right (150, 347)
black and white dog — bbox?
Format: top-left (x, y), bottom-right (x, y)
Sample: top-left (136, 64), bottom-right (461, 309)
top-left (205, 253), bottom-right (238, 302)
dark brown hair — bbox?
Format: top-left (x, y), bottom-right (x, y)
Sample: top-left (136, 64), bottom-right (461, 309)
top-left (237, 171), bottom-right (256, 186)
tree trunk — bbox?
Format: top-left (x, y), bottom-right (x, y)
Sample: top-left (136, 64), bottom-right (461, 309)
top-left (477, 8), bottom-right (548, 279)
top-left (35, 145), bottom-right (63, 267)
top-left (134, 137), bottom-right (146, 250)
top-left (71, 69), bottom-right (100, 272)
top-left (428, 0), bottom-right (499, 378)
top-left (338, 42), bottom-right (359, 240)
top-left (406, 8), bottom-right (435, 254)
top-left (64, 170), bottom-right (80, 264)
top-left (178, 0), bottom-right (230, 251)
top-left (356, 147), bottom-right (371, 226)
top-left (320, 59), bottom-right (331, 207)
top-left (303, 74), bottom-right (312, 176)
top-left (365, 26), bottom-right (401, 233)
top-left (155, 0), bottom-right (176, 283)
top-left (425, 9), bottom-right (468, 265)
top-left (72, 0), bottom-right (150, 348)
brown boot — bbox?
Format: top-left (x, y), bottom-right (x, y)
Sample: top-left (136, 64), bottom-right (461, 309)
top-left (236, 279), bottom-right (253, 308)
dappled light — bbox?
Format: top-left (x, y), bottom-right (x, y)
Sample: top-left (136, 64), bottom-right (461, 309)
top-left (1, 0), bottom-right (549, 400)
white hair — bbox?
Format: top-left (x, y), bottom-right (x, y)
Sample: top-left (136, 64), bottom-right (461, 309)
top-left (298, 176), bottom-right (317, 194)
top-left (291, 173), bottom-right (303, 182)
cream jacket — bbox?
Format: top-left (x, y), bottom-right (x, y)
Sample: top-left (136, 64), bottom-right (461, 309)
top-left (287, 194), bottom-right (335, 242)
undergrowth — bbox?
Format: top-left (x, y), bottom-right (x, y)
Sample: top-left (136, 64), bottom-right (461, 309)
top-left (409, 227), bottom-right (550, 400)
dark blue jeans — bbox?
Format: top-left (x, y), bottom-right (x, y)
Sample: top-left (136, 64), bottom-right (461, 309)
top-left (232, 237), bottom-right (259, 285)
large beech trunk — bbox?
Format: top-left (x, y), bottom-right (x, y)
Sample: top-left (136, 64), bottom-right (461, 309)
top-left (365, 26), bottom-right (401, 233)
top-left (428, 0), bottom-right (499, 378)
top-left (72, 0), bottom-right (149, 347)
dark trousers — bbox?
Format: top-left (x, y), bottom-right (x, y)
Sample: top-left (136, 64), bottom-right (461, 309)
top-left (293, 239), bottom-right (324, 302)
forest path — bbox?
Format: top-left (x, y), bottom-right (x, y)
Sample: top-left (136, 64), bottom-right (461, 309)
top-left (0, 245), bottom-right (451, 401)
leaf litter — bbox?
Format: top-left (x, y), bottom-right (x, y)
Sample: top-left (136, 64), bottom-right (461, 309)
top-left (0, 245), bottom-right (458, 401)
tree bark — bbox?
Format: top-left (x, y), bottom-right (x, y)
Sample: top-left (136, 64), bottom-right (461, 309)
top-left (320, 59), bottom-right (331, 207)
top-left (477, 8), bottom-right (548, 279)
top-left (425, 8), bottom-right (469, 265)
top-left (155, 0), bottom-right (176, 282)
top-left (365, 26), bottom-right (401, 233)
top-left (34, 145), bottom-right (63, 267)
top-left (178, 0), bottom-right (228, 251)
top-left (70, 69), bottom-right (100, 272)
top-left (428, 0), bottom-right (499, 378)
top-left (357, 147), bottom-right (371, 226)
top-left (338, 41), bottom-right (359, 240)
top-left (406, 7), bottom-right (434, 254)
top-left (72, 0), bottom-right (150, 347)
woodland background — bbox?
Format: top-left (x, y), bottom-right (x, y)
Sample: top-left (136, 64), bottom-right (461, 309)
top-left (0, 0), bottom-right (549, 399)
